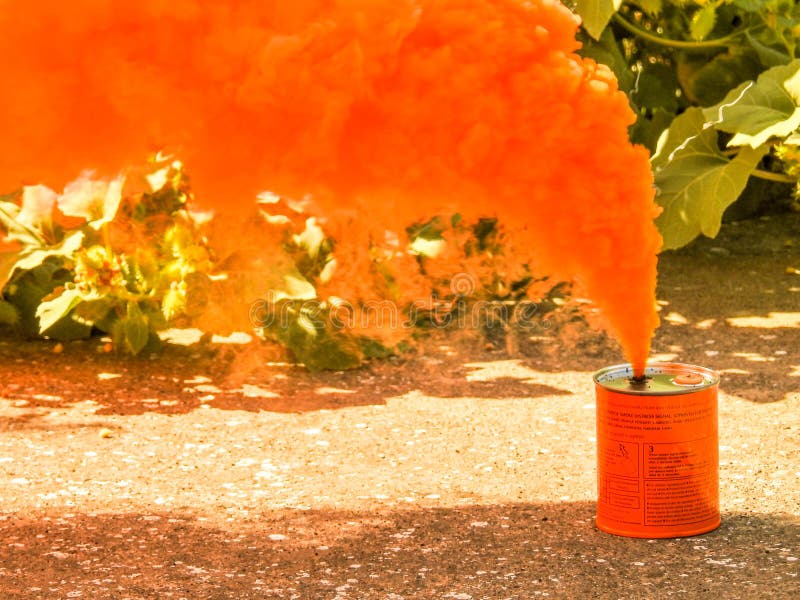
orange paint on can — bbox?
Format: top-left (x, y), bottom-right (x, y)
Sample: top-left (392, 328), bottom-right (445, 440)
top-left (594, 362), bottom-right (720, 538)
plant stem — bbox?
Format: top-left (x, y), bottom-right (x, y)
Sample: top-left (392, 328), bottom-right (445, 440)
top-left (612, 13), bottom-right (740, 50)
top-left (750, 168), bottom-right (796, 184)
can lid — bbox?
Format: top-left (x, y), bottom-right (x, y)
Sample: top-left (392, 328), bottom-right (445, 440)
top-left (674, 372), bottom-right (705, 386)
top-left (593, 362), bottom-right (719, 395)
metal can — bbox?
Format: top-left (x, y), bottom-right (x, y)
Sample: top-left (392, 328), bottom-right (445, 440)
top-left (593, 362), bottom-right (720, 538)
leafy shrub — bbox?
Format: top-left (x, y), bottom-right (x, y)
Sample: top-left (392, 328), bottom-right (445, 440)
top-left (251, 199), bottom-right (563, 371)
top-left (1, 163), bottom-right (564, 369)
top-left (573, 0), bottom-right (800, 248)
top-left (0, 162), bottom-right (213, 353)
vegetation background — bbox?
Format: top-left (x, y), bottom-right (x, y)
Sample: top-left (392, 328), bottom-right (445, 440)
top-left (2, 0), bottom-right (800, 368)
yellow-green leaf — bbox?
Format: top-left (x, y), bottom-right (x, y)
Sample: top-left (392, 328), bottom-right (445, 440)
top-left (575, 0), bottom-right (623, 41)
top-left (690, 4), bottom-right (716, 41)
top-left (653, 108), bottom-right (768, 249)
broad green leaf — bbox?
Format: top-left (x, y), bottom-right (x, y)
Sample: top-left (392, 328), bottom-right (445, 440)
top-left (690, 4), bottom-right (716, 41)
top-left (728, 109), bottom-right (800, 147)
top-left (746, 31), bottom-right (791, 67)
top-left (0, 200), bottom-right (45, 247)
top-left (72, 296), bottom-right (114, 325)
top-left (679, 51), bottom-right (762, 106)
top-left (277, 323), bottom-right (363, 371)
top-left (295, 311), bottom-right (319, 337)
top-left (36, 288), bottom-right (86, 333)
top-left (652, 107), bottom-right (704, 170)
top-left (575, 0), bottom-right (622, 41)
top-left (0, 251), bottom-right (19, 293)
top-left (0, 299), bottom-right (19, 325)
top-left (410, 236), bottom-right (446, 258)
top-left (58, 174), bottom-right (124, 229)
top-left (783, 132), bottom-right (800, 145)
top-left (4, 261), bottom-right (73, 336)
top-left (293, 217), bottom-right (326, 260)
top-left (652, 108), bottom-right (767, 249)
top-left (631, 63), bottom-right (680, 113)
top-left (42, 315), bottom-right (93, 341)
top-left (272, 270), bottom-right (317, 301)
top-left (318, 258), bottom-right (337, 284)
top-left (162, 287), bottom-right (187, 321)
top-left (702, 60), bottom-right (800, 147)
top-left (359, 337), bottom-right (393, 359)
top-left (120, 301), bottom-right (150, 355)
top-left (1, 231), bottom-right (85, 291)
top-left (294, 332), bottom-right (364, 371)
top-left (630, 108), bottom-right (676, 154)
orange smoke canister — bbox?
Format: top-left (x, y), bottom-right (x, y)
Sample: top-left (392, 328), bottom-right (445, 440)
top-left (593, 362), bottom-right (720, 538)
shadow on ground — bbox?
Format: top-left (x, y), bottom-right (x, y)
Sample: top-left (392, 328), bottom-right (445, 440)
top-left (1, 502), bottom-right (798, 599)
top-left (0, 334), bottom-right (570, 425)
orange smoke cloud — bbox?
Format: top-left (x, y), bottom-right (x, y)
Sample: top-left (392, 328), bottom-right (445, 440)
top-left (0, 0), bottom-right (661, 372)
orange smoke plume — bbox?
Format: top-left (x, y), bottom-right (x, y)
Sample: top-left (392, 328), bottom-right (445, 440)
top-left (0, 0), bottom-right (661, 372)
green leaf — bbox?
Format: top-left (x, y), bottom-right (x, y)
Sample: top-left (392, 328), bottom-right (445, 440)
top-left (277, 319), bottom-right (363, 371)
top-left (702, 60), bottom-right (800, 147)
top-left (579, 27), bottom-right (634, 92)
top-left (293, 218), bottom-right (326, 261)
top-left (632, 0), bottom-right (662, 15)
top-left (0, 299), bottom-right (19, 325)
top-left (0, 251), bottom-right (19, 293)
top-left (318, 258), bottom-right (337, 284)
top-left (1, 231), bottom-right (85, 291)
top-left (728, 111), bottom-right (800, 147)
top-left (36, 288), bottom-right (86, 333)
top-left (652, 108), bottom-right (767, 249)
top-left (410, 236), bottom-right (446, 258)
top-left (745, 31), bottom-right (791, 67)
top-left (161, 287), bottom-right (187, 321)
top-left (272, 270), bottom-right (317, 301)
top-left (690, 4), bottom-right (717, 41)
top-left (678, 51), bottom-right (762, 107)
top-left (294, 332), bottom-right (364, 372)
top-left (72, 297), bottom-right (114, 325)
top-left (4, 261), bottom-right (73, 336)
top-left (0, 200), bottom-right (45, 247)
top-left (783, 132), bottom-right (800, 145)
top-left (575, 0), bottom-right (622, 41)
top-left (630, 108), bottom-right (676, 154)
top-left (631, 63), bottom-right (680, 113)
top-left (58, 175), bottom-right (124, 229)
top-left (119, 301), bottom-right (150, 355)
top-left (359, 337), bottom-right (394, 359)
top-left (42, 315), bottom-right (93, 341)
top-left (733, 0), bottom-right (767, 12)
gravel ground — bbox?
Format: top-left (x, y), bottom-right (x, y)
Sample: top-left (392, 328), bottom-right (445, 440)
top-left (1, 214), bottom-right (799, 599)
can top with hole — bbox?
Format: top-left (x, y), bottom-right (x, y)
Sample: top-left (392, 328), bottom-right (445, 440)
top-left (593, 362), bottom-right (719, 396)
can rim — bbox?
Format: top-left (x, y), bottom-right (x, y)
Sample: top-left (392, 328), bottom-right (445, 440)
top-left (593, 362), bottom-right (719, 396)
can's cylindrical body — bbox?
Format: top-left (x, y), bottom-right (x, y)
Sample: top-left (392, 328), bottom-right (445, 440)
top-left (594, 362), bottom-right (720, 538)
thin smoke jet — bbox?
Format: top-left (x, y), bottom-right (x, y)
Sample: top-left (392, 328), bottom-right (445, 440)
top-left (0, 0), bottom-right (661, 373)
